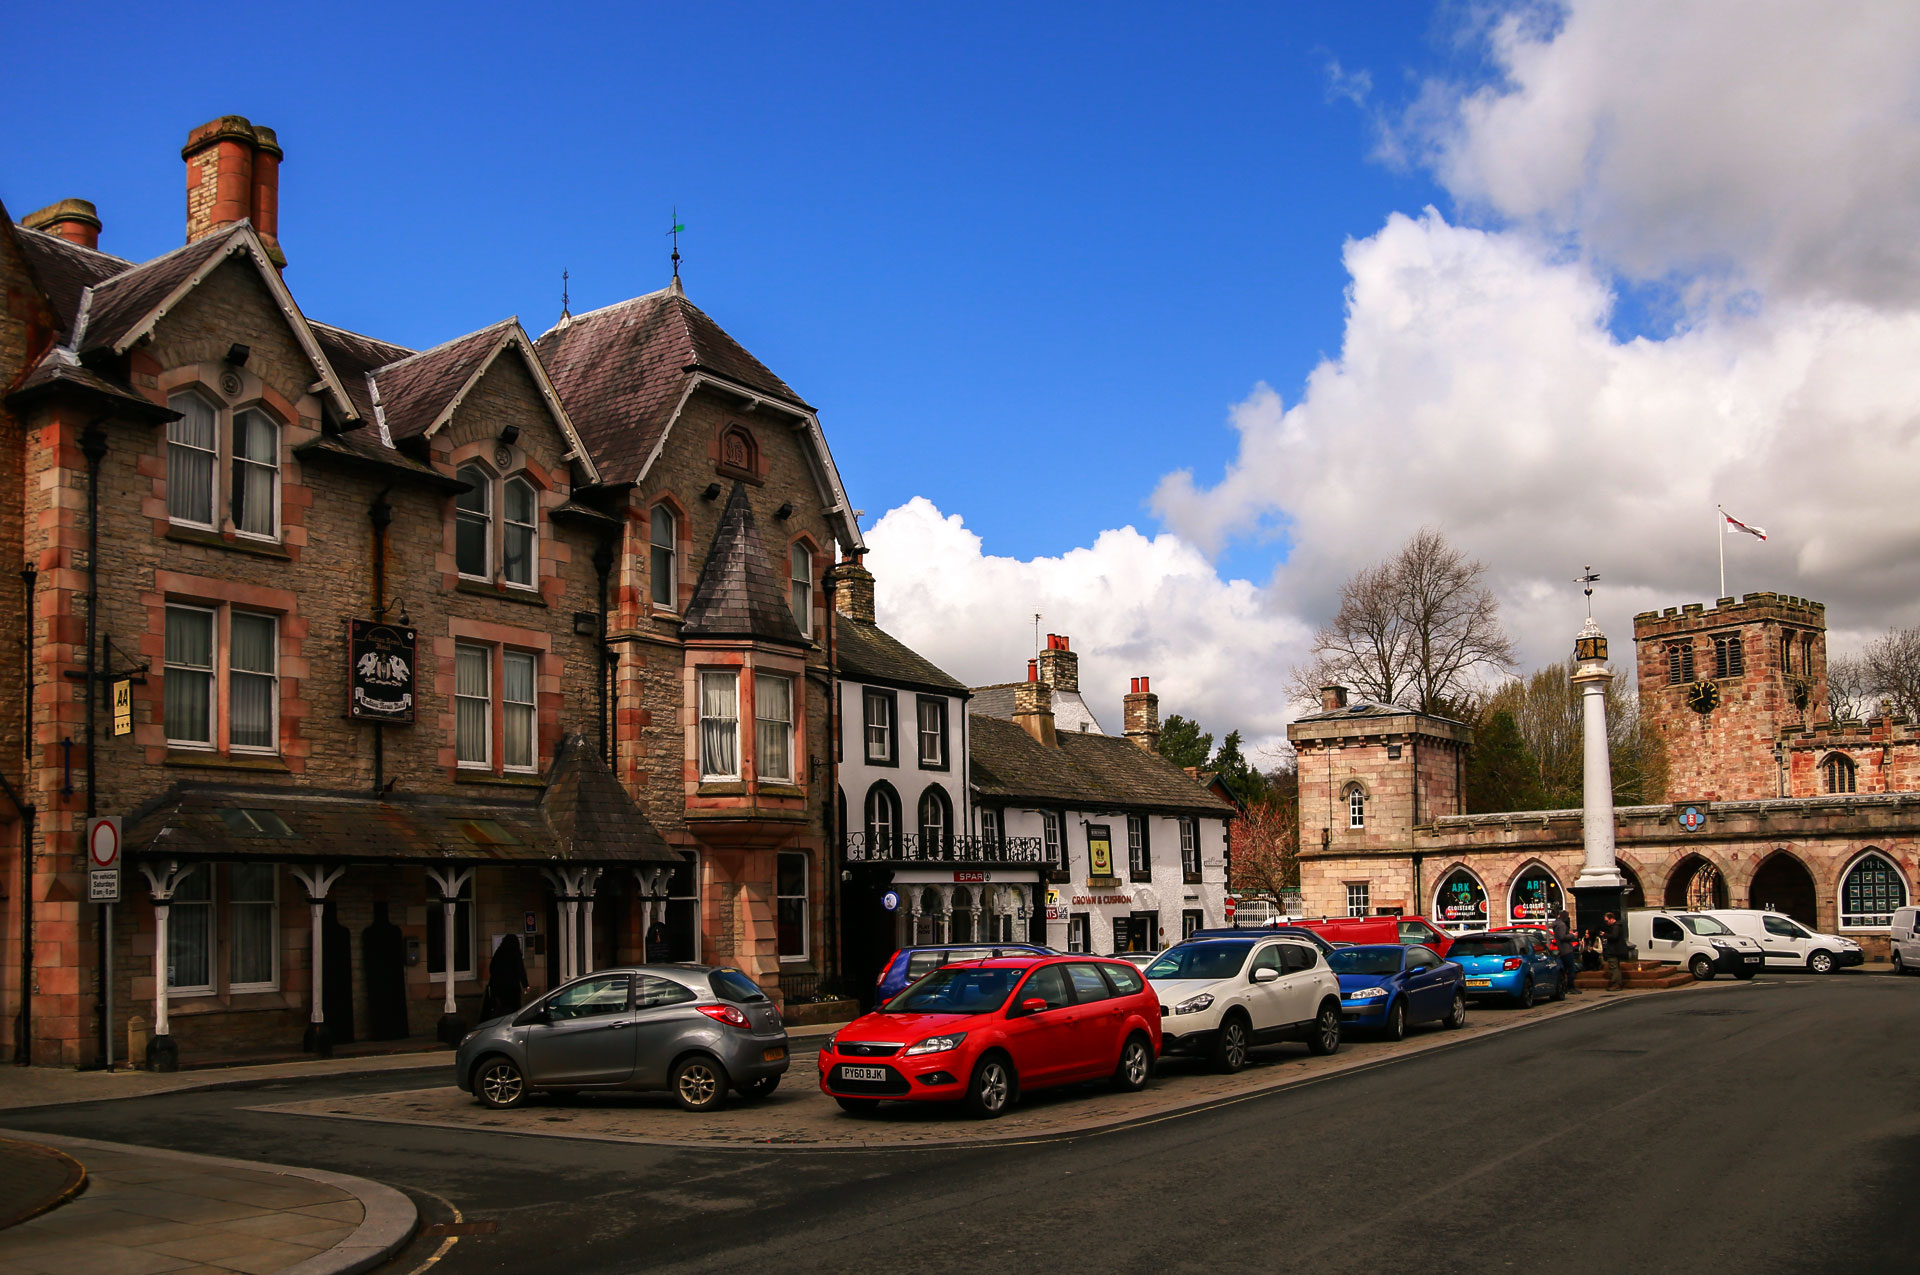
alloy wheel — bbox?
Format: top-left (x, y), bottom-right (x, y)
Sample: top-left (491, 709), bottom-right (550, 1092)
top-left (1221, 1021), bottom-right (1247, 1071)
top-left (477, 1059), bottom-right (523, 1108)
top-left (1124, 1040), bottom-right (1150, 1086)
top-left (1445, 992), bottom-right (1467, 1029)
top-left (977, 1060), bottom-right (1010, 1113)
top-left (676, 1062), bottom-right (720, 1108)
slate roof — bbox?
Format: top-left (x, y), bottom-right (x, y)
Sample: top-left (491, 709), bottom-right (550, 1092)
top-left (970, 715), bottom-right (1236, 817)
top-left (10, 223), bottom-right (130, 336)
top-left (680, 483), bottom-right (808, 645)
top-left (1290, 700), bottom-right (1466, 726)
top-left (311, 320), bottom-right (414, 422)
top-left (123, 734), bottom-right (681, 865)
top-left (971, 682), bottom-right (1107, 735)
top-left (7, 347), bottom-right (180, 420)
top-left (534, 281), bottom-right (811, 482)
top-left (835, 619), bottom-right (968, 694)
top-left (72, 225), bottom-right (242, 354)
top-left (369, 320), bottom-right (517, 440)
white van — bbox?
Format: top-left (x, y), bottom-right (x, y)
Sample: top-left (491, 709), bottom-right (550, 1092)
top-left (1700, 909), bottom-right (1864, 974)
top-left (1890, 906), bottom-right (1920, 975)
top-left (1626, 910), bottom-right (1763, 981)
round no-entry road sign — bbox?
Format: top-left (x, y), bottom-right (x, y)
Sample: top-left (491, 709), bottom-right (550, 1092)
top-left (87, 816), bottom-right (122, 869)
top-left (1224, 896), bottom-right (1238, 922)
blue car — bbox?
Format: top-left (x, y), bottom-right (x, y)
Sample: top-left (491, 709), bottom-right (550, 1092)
top-left (872, 943), bottom-right (1051, 1004)
top-left (1185, 926), bottom-right (1339, 959)
top-left (1328, 943), bottom-right (1468, 1041)
top-left (1446, 931), bottom-right (1564, 1007)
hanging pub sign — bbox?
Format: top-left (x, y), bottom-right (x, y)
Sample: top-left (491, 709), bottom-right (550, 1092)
top-left (1087, 824), bottom-right (1114, 878)
top-left (348, 619), bottom-right (417, 723)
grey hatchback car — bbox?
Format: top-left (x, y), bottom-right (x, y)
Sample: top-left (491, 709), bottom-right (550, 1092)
top-left (455, 964), bottom-right (789, 1112)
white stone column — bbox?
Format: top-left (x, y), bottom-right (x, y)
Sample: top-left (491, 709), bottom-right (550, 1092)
top-left (581, 868), bottom-right (603, 975)
top-left (290, 864), bottom-right (345, 1052)
top-left (138, 861), bottom-right (189, 1066)
top-left (426, 866), bottom-right (474, 1020)
top-left (936, 884), bottom-right (955, 943)
top-left (1572, 617), bottom-right (1625, 891)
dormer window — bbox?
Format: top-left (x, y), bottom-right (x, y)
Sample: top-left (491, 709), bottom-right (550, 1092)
top-left (456, 464), bottom-right (540, 588)
top-left (790, 543), bottom-right (812, 638)
top-left (650, 505), bottom-right (677, 609)
top-left (166, 392), bottom-right (280, 540)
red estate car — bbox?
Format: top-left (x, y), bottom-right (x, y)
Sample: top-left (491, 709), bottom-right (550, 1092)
top-left (818, 955), bottom-right (1161, 1118)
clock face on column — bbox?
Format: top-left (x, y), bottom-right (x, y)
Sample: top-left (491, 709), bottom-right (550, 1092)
top-left (1687, 679), bottom-right (1721, 714)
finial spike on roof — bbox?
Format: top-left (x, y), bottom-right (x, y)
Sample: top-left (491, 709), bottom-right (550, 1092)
top-left (556, 269), bottom-right (571, 329)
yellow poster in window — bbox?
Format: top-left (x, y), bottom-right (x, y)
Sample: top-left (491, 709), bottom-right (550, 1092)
top-left (111, 679), bottom-right (132, 737)
top-left (1088, 824), bottom-right (1113, 877)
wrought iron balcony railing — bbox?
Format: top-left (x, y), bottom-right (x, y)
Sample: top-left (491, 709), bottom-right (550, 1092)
top-left (844, 830), bottom-right (1052, 866)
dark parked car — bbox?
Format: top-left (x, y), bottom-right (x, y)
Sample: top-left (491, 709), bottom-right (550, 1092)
top-left (872, 943), bottom-right (1052, 1004)
top-left (1329, 943), bottom-right (1468, 1040)
top-left (455, 965), bottom-right (788, 1112)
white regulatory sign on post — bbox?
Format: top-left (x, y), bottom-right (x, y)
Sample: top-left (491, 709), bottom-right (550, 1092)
top-left (87, 816), bottom-right (122, 869)
top-left (89, 869), bottom-right (120, 903)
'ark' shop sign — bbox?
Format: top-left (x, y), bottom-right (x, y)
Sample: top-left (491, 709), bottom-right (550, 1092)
top-left (348, 620), bottom-right (417, 723)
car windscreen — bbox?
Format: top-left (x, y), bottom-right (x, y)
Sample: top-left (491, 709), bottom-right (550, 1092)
top-left (883, 966), bottom-right (1022, 1014)
top-left (1327, 949), bottom-right (1402, 975)
top-left (1678, 915), bottom-right (1734, 936)
top-left (709, 968), bottom-right (768, 1003)
top-left (1444, 937), bottom-right (1516, 958)
top-left (1145, 942), bottom-right (1252, 981)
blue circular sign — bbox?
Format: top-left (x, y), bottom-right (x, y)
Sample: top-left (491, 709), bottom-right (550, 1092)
top-left (881, 889), bottom-right (900, 912)
top-left (1680, 806), bottom-right (1706, 832)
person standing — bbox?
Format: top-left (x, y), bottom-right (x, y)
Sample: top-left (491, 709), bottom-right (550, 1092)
top-left (485, 934), bottom-right (529, 1019)
top-left (1553, 908), bottom-right (1580, 995)
top-left (1602, 910), bottom-right (1628, 991)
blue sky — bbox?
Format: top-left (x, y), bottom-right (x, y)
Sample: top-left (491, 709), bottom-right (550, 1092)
top-left (11, 3), bottom-right (1920, 752)
top-left (5, 2), bottom-right (1459, 574)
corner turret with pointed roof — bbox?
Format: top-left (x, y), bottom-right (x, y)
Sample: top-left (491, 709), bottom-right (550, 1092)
top-left (681, 483), bottom-right (809, 645)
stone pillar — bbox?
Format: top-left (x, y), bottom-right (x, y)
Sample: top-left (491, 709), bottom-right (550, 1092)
top-left (290, 864), bottom-right (345, 1056)
top-left (426, 866), bottom-right (474, 1044)
top-left (936, 884), bottom-right (955, 943)
top-left (580, 868), bottom-right (603, 975)
top-left (1570, 617), bottom-right (1625, 938)
top-left (138, 860), bottom-right (190, 1071)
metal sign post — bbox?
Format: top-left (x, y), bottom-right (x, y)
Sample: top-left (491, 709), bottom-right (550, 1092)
top-left (88, 817), bottom-right (122, 1068)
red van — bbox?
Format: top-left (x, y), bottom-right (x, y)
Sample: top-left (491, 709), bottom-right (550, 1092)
top-left (1292, 915), bottom-right (1454, 958)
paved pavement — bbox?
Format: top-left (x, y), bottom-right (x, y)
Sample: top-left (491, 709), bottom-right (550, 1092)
top-left (0, 1136), bottom-right (85, 1227)
top-left (0, 1131), bottom-right (415, 1275)
top-left (249, 983), bottom-right (1686, 1149)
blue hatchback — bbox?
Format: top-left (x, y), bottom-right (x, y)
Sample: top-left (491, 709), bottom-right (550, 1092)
top-left (872, 943), bottom-right (1051, 1004)
top-left (1446, 931), bottom-right (1564, 1007)
top-left (1328, 944), bottom-right (1468, 1041)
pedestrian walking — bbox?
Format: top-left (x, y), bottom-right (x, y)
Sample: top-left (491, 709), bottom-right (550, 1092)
top-left (1602, 910), bottom-right (1628, 991)
top-left (485, 934), bottom-right (529, 1019)
top-left (1553, 908), bottom-right (1581, 994)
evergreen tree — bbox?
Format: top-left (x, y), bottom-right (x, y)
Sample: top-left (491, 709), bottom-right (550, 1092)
top-left (1464, 709), bottom-right (1544, 813)
top-left (1209, 731), bottom-right (1269, 805)
top-left (1156, 714), bottom-right (1213, 771)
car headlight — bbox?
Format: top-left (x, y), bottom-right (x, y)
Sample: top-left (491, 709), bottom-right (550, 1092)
top-left (904, 1032), bottom-right (967, 1056)
top-left (1173, 993), bottom-right (1215, 1015)
top-left (823, 1030), bottom-right (840, 1050)
top-left (1345, 987), bottom-right (1388, 1000)
top-left (1709, 940), bottom-right (1732, 950)
top-left (458, 1031), bottom-right (477, 1048)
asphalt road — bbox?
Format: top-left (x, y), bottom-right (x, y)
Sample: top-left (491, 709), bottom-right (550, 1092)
top-left (8, 974), bottom-right (1918, 1275)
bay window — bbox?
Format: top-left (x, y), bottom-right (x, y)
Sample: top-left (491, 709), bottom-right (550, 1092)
top-left (166, 863), bottom-right (279, 995)
top-left (700, 670), bottom-right (740, 779)
top-left (755, 673), bottom-right (794, 783)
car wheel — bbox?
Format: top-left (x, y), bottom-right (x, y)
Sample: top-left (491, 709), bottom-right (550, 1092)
top-left (1689, 955), bottom-right (1716, 982)
top-left (1893, 950), bottom-right (1905, 975)
top-left (1517, 976), bottom-right (1536, 1008)
top-left (473, 1055), bottom-right (527, 1110)
top-left (967, 1054), bottom-right (1016, 1118)
top-left (1210, 1016), bottom-right (1250, 1073)
top-left (1443, 991), bottom-right (1468, 1030)
top-left (1549, 970), bottom-right (1567, 1002)
top-left (1112, 1035), bottom-right (1153, 1092)
top-left (834, 1096), bottom-right (879, 1115)
top-left (1808, 950), bottom-right (1836, 975)
top-left (738, 1075), bottom-right (780, 1100)
top-left (1306, 1002), bottom-right (1342, 1056)
top-left (1382, 998), bottom-right (1407, 1042)
top-left (670, 1056), bottom-right (729, 1113)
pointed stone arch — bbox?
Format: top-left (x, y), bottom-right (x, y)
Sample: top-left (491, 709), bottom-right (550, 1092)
top-left (1747, 850), bottom-right (1817, 928)
top-left (1664, 853), bottom-right (1728, 911)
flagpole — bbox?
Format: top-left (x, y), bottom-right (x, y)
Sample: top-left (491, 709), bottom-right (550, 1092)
top-left (1717, 505), bottom-right (1726, 599)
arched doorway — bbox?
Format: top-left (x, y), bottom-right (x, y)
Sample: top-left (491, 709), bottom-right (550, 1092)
top-left (1508, 863), bottom-right (1564, 924)
top-left (1619, 864), bottom-right (1645, 909)
top-left (1433, 867), bottom-right (1490, 932)
top-left (1748, 852), bottom-right (1817, 928)
top-left (1665, 855), bottom-right (1727, 911)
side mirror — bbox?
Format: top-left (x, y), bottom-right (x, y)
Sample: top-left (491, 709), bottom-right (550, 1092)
top-left (515, 1005), bottom-right (549, 1028)
top-left (1251, 967), bottom-right (1280, 983)
top-left (1018, 997), bottom-right (1048, 1015)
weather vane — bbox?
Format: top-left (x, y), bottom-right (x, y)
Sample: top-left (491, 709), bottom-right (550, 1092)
top-left (667, 209), bottom-right (685, 280)
top-left (1576, 565), bottom-right (1600, 617)
top-left (559, 269), bottom-right (570, 322)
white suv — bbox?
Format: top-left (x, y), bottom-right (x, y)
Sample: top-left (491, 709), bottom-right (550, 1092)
top-left (1144, 935), bottom-right (1344, 1072)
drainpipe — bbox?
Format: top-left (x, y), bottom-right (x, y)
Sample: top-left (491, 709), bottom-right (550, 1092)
top-left (81, 422), bottom-right (107, 1069)
top-left (593, 539), bottom-right (614, 762)
top-left (369, 492), bottom-right (390, 796)
top-left (824, 566), bottom-right (841, 991)
top-left (12, 563), bottom-right (37, 1063)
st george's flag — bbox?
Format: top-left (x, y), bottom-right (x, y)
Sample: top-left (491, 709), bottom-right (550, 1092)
top-left (1723, 509), bottom-right (1768, 541)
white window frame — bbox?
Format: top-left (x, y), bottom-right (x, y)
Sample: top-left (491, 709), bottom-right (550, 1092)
top-left (455, 642), bottom-right (493, 769)
top-left (427, 876), bottom-right (476, 984)
top-left (1043, 812), bottom-right (1062, 865)
top-left (1346, 882), bottom-right (1371, 917)
top-left (699, 669), bottom-right (741, 781)
top-left (754, 672), bottom-right (795, 783)
top-left (1839, 851), bottom-right (1908, 930)
top-left (864, 688), bottom-right (894, 764)
top-left (776, 850), bottom-right (809, 962)
top-left (1347, 785), bottom-right (1366, 829)
top-left (502, 649), bottom-right (538, 773)
top-left (919, 787), bottom-right (949, 851)
top-left (1067, 913), bottom-right (1090, 953)
top-left (1127, 814), bottom-right (1150, 879)
top-left (650, 505), bottom-right (677, 609)
top-left (164, 603), bottom-right (217, 749)
top-left (502, 475), bottom-right (538, 589)
top-left (455, 463), bottom-right (493, 581)
top-left (981, 807), bottom-right (1002, 847)
top-left (1180, 817), bottom-right (1200, 880)
top-left (790, 543), bottom-right (812, 638)
top-left (865, 783), bottom-right (898, 851)
top-left (917, 696), bottom-right (947, 768)
top-left (226, 862), bottom-right (281, 992)
top-left (166, 392), bottom-right (220, 529)
top-left (230, 408), bottom-right (280, 541)
top-left (226, 611), bottom-right (279, 754)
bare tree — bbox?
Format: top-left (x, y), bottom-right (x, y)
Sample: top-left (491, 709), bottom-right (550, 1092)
top-left (1827, 653), bottom-right (1870, 721)
top-left (1291, 528), bottom-right (1516, 714)
top-left (1474, 660), bottom-right (1668, 808)
top-left (1861, 627), bottom-right (1920, 719)
top-left (1228, 795), bottom-right (1299, 903)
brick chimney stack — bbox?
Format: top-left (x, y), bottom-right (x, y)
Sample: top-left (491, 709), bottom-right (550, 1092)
top-left (1014, 659), bottom-right (1057, 747)
top-left (1124, 676), bottom-right (1160, 752)
top-left (1320, 685), bottom-right (1348, 712)
top-left (1037, 633), bottom-right (1079, 693)
top-left (831, 552), bottom-right (876, 625)
top-left (21, 199), bottom-right (102, 251)
top-left (182, 115), bottom-right (286, 267)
